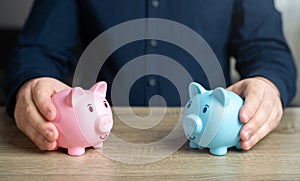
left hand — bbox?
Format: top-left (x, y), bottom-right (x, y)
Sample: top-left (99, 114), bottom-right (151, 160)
top-left (227, 77), bottom-right (283, 150)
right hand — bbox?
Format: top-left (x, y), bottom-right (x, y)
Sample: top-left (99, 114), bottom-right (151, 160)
top-left (14, 77), bottom-right (70, 150)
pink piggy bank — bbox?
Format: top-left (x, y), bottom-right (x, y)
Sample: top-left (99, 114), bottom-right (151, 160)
top-left (51, 81), bottom-right (113, 156)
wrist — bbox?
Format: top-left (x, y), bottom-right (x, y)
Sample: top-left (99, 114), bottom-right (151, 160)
top-left (253, 76), bottom-right (280, 97)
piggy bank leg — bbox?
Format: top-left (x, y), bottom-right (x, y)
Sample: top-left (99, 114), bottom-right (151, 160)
top-left (189, 141), bottom-right (199, 149)
top-left (210, 147), bottom-right (227, 156)
top-left (68, 147), bottom-right (85, 156)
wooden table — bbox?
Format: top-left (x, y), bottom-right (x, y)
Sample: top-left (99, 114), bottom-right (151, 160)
top-left (1, 106), bottom-right (300, 180)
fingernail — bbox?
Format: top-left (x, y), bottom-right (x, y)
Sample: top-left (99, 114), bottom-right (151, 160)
top-left (242, 130), bottom-right (250, 141)
top-left (46, 108), bottom-right (55, 121)
top-left (241, 112), bottom-right (250, 123)
top-left (244, 112), bottom-right (249, 121)
top-left (244, 141), bottom-right (251, 150)
top-left (46, 130), bottom-right (54, 140)
top-left (44, 109), bottom-right (51, 119)
top-left (49, 141), bottom-right (58, 151)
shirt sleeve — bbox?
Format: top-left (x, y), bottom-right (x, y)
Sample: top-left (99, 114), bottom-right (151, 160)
top-left (229, 0), bottom-right (297, 107)
top-left (3, 0), bottom-right (80, 118)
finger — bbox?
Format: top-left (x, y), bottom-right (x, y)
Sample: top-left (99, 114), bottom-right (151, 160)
top-left (32, 81), bottom-right (57, 121)
top-left (227, 81), bottom-right (244, 98)
top-left (24, 100), bottom-right (59, 142)
top-left (227, 80), bottom-right (261, 123)
top-left (18, 118), bottom-right (57, 150)
top-left (240, 103), bottom-right (282, 150)
top-left (240, 94), bottom-right (273, 142)
top-left (239, 81), bottom-right (265, 123)
top-left (17, 85), bottom-right (59, 143)
top-left (15, 95), bottom-right (58, 150)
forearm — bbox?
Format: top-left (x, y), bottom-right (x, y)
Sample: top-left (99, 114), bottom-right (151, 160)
top-left (230, 0), bottom-right (297, 107)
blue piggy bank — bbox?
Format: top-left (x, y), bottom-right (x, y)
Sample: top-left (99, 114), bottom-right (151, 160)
top-left (182, 82), bottom-right (244, 156)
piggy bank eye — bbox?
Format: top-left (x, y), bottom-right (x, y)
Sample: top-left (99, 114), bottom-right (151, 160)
top-left (104, 101), bottom-right (108, 108)
top-left (186, 101), bottom-right (192, 109)
top-left (202, 104), bottom-right (209, 113)
top-left (87, 104), bottom-right (93, 112)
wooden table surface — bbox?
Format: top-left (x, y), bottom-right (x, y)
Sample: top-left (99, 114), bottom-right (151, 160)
top-left (0, 106), bottom-right (300, 180)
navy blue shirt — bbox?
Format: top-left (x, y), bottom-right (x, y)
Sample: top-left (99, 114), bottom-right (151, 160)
top-left (4, 0), bottom-right (297, 118)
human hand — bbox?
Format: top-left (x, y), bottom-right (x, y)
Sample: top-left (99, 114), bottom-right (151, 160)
top-left (14, 77), bottom-right (70, 150)
top-left (227, 77), bottom-right (283, 150)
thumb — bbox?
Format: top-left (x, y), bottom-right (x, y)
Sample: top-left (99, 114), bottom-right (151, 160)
top-left (31, 78), bottom-right (69, 121)
top-left (226, 81), bottom-right (245, 98)
top-left (32, 86), bottom-right (57, 121)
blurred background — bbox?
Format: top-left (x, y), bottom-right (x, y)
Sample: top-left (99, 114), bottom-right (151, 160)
top-left (0, 0), bottom-right (34, 105)
top-left (0, 0), bottom-right (299, 106)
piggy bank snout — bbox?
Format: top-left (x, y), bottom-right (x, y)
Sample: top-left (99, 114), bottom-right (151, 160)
top-left (183, 114), bottom-right (202, 136)
top-left (96, 116), bottom-right (113, 133)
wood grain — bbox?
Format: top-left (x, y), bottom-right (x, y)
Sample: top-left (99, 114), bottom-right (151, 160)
top-left (0, 107), bottom-right (300, 180)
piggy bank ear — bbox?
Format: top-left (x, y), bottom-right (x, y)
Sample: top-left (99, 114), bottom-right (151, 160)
top-left (90, 81), bottom-right (107, 97)
top-left (211, 87), bottom-right (229, 107)
top-left (189, 82), bottom-right (206, 98)
top-left (66, 87), bottom-right (86, 107)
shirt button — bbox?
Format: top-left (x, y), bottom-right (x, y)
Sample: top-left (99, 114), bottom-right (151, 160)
top-left (151, 0), bottom-right (159, 8)
top-left (150, 40), bottom-right (158, 47)
top-left (148, 79), bottom-right (157, 86)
